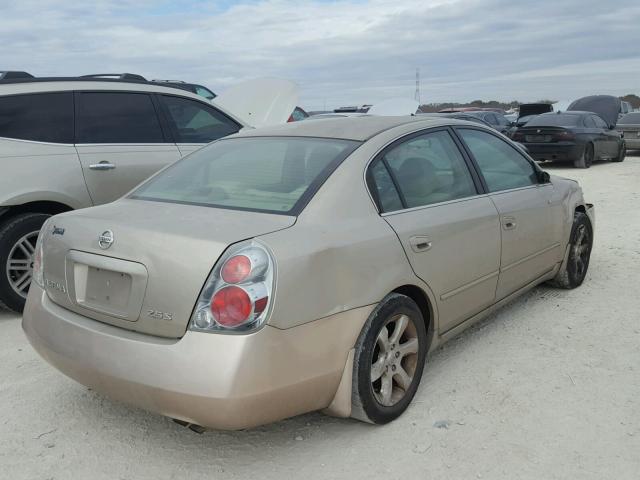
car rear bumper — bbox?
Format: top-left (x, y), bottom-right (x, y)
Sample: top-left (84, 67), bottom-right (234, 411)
top-left (23, 285), bottom-right (372, 430)
top-left (524, 142), bottom-right (582, 161)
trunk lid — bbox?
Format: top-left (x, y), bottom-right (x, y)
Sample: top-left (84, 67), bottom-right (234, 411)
top-left (514, 126), bottom-right (574, 143)
top-left (518, 103), bottom-right (553, 118)
top-left (42, 199), bottom-right (295, 338)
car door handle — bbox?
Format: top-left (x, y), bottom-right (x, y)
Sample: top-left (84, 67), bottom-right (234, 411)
top-left (89, 162), bottom-right (116, 171)
top-left (502, 216), bottom-right (517, 230)
top-left (409, 236), bottom-right (432, 253)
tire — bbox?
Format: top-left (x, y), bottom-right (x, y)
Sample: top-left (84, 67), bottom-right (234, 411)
top-left (573, 143), bottom-right (594, 169)
top-left (612, 143), bottom-right (626, 162)
top-left (0, 213), bottom-right (50, 312)
top-left (351, 293), bottom-right (428, 424)
top-left (547, 212), bottom-right (593, 289)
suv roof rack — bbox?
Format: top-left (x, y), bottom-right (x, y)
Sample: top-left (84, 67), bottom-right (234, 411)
top-left (151, 79), bottom-right (187, 84)
top-left (0, 71), bottom-right (34, 80)
top-left (81, 73), bottom-right (147, 81)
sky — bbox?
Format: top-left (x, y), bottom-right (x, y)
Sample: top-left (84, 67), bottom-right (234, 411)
top-left (1, 0), bottom-right (639, 110)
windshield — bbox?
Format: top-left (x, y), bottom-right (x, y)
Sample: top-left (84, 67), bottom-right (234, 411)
top-left (131, 137), bottom-right (360, 215)
top-left (527, 114), bottom-right (581, 127)
top-left (619, 112), bottom-right (640, 124)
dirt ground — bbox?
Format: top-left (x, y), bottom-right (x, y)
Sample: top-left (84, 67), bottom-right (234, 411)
top-left (1, 155), bottom-right (639, 480)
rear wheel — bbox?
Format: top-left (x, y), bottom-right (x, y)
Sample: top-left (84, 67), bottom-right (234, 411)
top-left (548, 212), bottom-right (593, 289)
top-left (351, 294), bottom-right (427, 424)
top-left (0, 213), bottom-right (50, 312)
top-left (574, 143), bottom-right (594, 169)
top-left (612, 143), bottom-right (626, 162)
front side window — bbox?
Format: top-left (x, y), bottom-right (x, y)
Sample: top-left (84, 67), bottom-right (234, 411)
top-left (76, 92), bottom-right (164, 143)
top-left (132, 137), bottom-right (359, 214)
top-left (372, 130), bottom-right (477, 211)
top-left (0, 92), bottom-right (73, 143)
top-left (160, 95), bottom-right (240, 143)
top-left (458, 128), bottom-right (537, 192)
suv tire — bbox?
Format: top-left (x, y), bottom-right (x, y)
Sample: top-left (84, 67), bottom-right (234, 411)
top-left (0, 213), bottom-right (50, 312)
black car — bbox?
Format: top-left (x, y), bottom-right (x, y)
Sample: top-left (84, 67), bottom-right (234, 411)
top-left (512, 111), bottom-right (625, 168)
top-left (461, 110), bottom-right (513, 135)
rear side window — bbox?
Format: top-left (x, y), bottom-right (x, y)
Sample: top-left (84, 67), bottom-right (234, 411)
top-left (583, 116), bottom-right (597, 128)
top-left (592, 115), bottom-right (608, 129)
top-left (371, 130), bottom-right (477, 211)
top-left (76, 92), bottom-right (164, 143)
top-left (160, 95), bottom-right (240, 143)
top-left (0, 92), bottom-right (73, 143)
top-left (367, 161), bottom-right (403, 212)
top-left (458, 128), bottom-right (537, 192)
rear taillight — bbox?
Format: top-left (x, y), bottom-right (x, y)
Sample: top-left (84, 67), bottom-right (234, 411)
top-left (32, 219), bottom-right (50, 288)
top-left (554, 130), bottom-right (575, 141)
top-left (512, 131), bottom-right (524, 141)
top-left (287, 114), bottom-right (294, 122)
top-left (190, 240), bottom-right (275, 333)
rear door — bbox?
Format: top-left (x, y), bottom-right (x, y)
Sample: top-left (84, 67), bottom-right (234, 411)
top-left (157, 94), bottom-right (242, 156)
top-left (74, 91), bottom-right (181, 205)
top-left (456, 128), bottom-right (564, 300)
top-left (367, 128), bottom-right (501, 333)
top-left (591, 114), bottom-right (619, 158)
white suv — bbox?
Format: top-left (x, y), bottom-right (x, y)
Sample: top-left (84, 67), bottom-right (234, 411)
top-left (0, 73), bottom-right (297, 311)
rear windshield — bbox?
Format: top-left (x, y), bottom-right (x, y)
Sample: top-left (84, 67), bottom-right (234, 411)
top-left (527, 114), bottom-right (581, 127)
top-left (131, 137), bottom-right (360, 215)
top-left (619, 112), bottom-right (640, 124)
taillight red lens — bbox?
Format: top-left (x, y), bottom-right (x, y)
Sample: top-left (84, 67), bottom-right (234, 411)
top-left (211, 286), bottom-right (252, 327)
top-left (221, 255), bottom-right (251, 284)
top-left (512, 131), bottom-right (524, 141)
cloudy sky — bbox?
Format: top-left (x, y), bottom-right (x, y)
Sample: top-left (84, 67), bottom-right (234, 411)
top-left (2, 0), bottom-right (639, 110)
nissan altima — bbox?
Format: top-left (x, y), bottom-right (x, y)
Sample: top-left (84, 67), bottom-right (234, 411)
top-left (23, 116), bottom-right (594, 430)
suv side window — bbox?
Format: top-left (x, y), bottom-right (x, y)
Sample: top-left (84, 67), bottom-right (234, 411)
top-left (0, 92), bottom-right (73, 143)
top-left (76, 92), bottom-right (164, 143)
top-left (160, 95), bottom-right (240, 143)
top-left (458, 128), bottom-right (538, 192)
top-left (371, 130), bottom-right (477, 211)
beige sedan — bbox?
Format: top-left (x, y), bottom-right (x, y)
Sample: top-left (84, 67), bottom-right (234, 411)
top-left (23, 116), bottom-right (594, 430)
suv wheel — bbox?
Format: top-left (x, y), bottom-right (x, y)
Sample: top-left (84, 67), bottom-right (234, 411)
top-left (0, 213), bottom-right (50, 312)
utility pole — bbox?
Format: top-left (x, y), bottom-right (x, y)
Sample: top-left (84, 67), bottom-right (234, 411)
top-left (414, 68), bottom-right (421, 105)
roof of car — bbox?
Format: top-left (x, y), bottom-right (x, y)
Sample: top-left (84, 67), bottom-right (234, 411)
top-left (0, 78), bottom-right (209, 102)
top-left (539, 111), bottom-right (590, 116)
top-left (234, 115), bottom-right (472, 141)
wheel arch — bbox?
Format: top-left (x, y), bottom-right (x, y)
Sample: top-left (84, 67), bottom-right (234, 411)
top-left (391, 284), bottom-right (436, 349)
top-left (0, 200), bottom-right (73, 224)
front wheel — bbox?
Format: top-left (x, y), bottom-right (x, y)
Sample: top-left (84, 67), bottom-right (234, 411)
top-left (573, 143), bottom-right (594, 169)
top-left (547, 212), bottom-right (593, 289)
top-left (0, 213), bottom-right (50, 312)
top-left (351, 294), bottom-right (428, 424)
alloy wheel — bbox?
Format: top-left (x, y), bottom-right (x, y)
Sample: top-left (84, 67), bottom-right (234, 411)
top-left (6, 231), bottom-right (39, 299)
top-left (370, 314), bottom-right (420, 406)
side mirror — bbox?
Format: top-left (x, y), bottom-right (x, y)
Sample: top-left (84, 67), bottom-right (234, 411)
top-left (537, 170), bottom-right (550, 184)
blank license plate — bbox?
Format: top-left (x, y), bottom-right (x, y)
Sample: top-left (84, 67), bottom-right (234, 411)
top-left (525, 134), bottom-right (550, 142)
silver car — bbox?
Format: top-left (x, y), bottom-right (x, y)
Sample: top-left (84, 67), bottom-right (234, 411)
top-left (23, 116), bottom-right (595, 430)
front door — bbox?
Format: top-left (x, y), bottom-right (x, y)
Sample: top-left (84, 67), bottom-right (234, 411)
top-left (367, 128), bottom-right (501, 333)
top-left (74, 91), bottom-right (182, 205)
top-left (456, 127), bottom-right (565, 300)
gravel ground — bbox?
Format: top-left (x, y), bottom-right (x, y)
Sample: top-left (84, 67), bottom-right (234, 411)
top-left (1, 155), bottom-right (639, 480)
